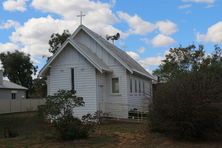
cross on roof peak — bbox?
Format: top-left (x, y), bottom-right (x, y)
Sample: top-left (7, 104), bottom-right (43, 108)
top-left (77, 11), bottom-right (86, 25)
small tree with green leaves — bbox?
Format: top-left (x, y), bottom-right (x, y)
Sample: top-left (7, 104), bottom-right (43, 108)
top-left (48, 30), bottom-right (71, 55)
top-left (43, 90), bottom-right (94, 140)
top-left (45, 90), bottom-right (84, 119)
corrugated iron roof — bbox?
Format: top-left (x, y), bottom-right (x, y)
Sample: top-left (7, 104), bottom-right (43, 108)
top-left (72, 40), bottom-right (112, 72)
top-left (39, 25), bottom-right (154, 79)
top-left (0, 80), bottom-right (28, 90)
top-left (81, 25), bottom-right (154, 79)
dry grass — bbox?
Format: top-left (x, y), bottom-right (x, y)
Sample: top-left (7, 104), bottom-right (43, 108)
top-left (0, 112), bottom-right (221, 148)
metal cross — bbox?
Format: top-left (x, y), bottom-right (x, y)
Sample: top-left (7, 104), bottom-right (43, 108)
top-left (77, 11), bottom-right (85, 25)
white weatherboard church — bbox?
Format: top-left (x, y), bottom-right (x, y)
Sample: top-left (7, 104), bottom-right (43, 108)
top-left (39, 25), bottom-right (154, 118)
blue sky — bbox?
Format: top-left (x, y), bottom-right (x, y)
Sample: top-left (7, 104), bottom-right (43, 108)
top-left (0, 0), bottom-right (222, 73)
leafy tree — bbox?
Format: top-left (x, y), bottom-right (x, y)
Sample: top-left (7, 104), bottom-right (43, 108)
top-left (48, 30), bottom-right (71, 55)
top-left (150, 65), bottom-right (222, 139)
top-left (211, 45), bottom-right (222, 63)
top-left (150, 45), bottom-right (222, 139)
top-left (153, 45), bottom-right (207, 82)
top-left (30, 77), bottom-right (47, 98)
top-left (42, 90), bottom-right (95, 140)
top-left (45, 90), bottom-right (84, 119)
top-left (0, 50), bottom-right (37, 90)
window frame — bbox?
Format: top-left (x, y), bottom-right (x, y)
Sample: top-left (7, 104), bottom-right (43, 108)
top-left (71, 68), bottom-right (75, 92)
top-left (11, 93), bottom-right (16, 99)
top-left (130, 78), bottom-right (133, 93)
top-left (143, 82), bottom-right (145, 95)
top-left (112, 77), bottom-right (119, 94)
top-left (135, 79), bottom-right (137, 93)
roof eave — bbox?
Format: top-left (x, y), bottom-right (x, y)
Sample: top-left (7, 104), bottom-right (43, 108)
top-left (69, 40), bottom-right (104, 73)
top-left (39, 36), bottom-right (114, 77)
top-left (132, 69), bottom-right (154, 80)
top-left (0, 88), bottom-right (27, 90)
top-left (38, 39), bottom-right (70, 77)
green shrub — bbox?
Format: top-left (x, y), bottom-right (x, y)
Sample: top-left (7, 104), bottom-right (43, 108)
top-left (53, 112), bottom-right (92, 140)
top-left (44, 90), bottom-right (84, 119)
top-left (43, 90), bottom-right (95, 140)
top-left (150, 64), bottom-right (222, 139)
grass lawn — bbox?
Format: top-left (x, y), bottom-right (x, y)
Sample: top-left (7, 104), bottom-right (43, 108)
top-left (0, 112), bottom-right (221, 148)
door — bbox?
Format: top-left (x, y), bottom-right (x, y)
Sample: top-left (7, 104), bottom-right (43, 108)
top-left (98, 84), bottom-right (104, 112)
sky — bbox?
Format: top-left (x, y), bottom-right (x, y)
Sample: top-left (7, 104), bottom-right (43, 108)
top-left (0, 0), bottom-right (222, 73)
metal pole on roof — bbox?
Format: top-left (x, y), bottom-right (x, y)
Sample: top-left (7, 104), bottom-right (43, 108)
top-left (77, 11), bottom-right (86, 25)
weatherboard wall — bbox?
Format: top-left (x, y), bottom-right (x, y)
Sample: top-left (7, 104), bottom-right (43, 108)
top-left (48, 44), bottom-right (97, 118)
top-left (127, 74), bottom-right (152, 112)
top-left (0, 89), bottom-right (26, 100)
top-left (74, 30), bottom-right (128, 118)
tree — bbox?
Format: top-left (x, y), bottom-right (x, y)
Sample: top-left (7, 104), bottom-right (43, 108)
top-left (43, 90), bottom-right (94, 140)
top-left (211, 45), bottom-right (222, 63)
top-left (153, 45), bottom-right (207, 82)
top-left (30, 77), bottom-right (47, 98)
top-left (0, 50), bottom-right (37, 90)
top-left (48, 30), bottom-right (71, 55)
top-left (150, 65), bottom-right (222, 139)
top-left (150, 45), bottom-right (222, 139)
top-left (45, 90), bottom-right (84, 118)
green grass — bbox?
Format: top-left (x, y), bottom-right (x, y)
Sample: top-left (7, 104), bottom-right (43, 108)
top-left (0, 112), bottom-right (221, 148)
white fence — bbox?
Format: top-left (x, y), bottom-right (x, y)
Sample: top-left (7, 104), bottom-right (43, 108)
top-left (0, 99), bottom-right (45, 114)
top-left (98, 102), bottom-right (150, 120)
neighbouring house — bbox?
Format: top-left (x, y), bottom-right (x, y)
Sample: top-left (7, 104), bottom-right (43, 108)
top-left (39, 25), bottom-right (154, 118)
top-left (0, 70), bottom-right (27, 100)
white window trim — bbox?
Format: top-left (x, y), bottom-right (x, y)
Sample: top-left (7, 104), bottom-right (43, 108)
top-left (111, 77), bottom-right (120, 94)
top-left (130, 78), bottom-right (133, 94)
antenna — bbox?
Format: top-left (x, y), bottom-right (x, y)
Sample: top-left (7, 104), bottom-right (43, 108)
top-left (106, 33), bottom-right (120, 44)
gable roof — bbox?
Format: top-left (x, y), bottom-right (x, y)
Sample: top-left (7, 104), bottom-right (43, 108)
top-left (71, 25), bottom-right (133, 73)
top-left (71, 25), bottom-right (154, 79)
top-left (39, 25), bottom-right (154, 79)
top-left (0, 80), bottom-right (28, 90)
top-left (39, 39), bottom-right (112, 76)
top-left (70, 40), bottom-right (111, 72)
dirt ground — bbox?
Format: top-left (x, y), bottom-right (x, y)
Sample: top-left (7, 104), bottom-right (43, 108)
top-left (0, 112), bottom-right (222, 148)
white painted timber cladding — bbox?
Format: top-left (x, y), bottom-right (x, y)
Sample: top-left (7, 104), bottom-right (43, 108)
top-left (105, 66), bottom-right (128, 118)
top-left (74, 30), bottom-right (128, 118)
top-left (96, 71), bottom-right (106, 112)
top-left (47, 29), bottom-right (152, 119)
top-left (48, 44), bottom-right (97, 118)
top-left (127, 74), bottom-right (152, 112)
